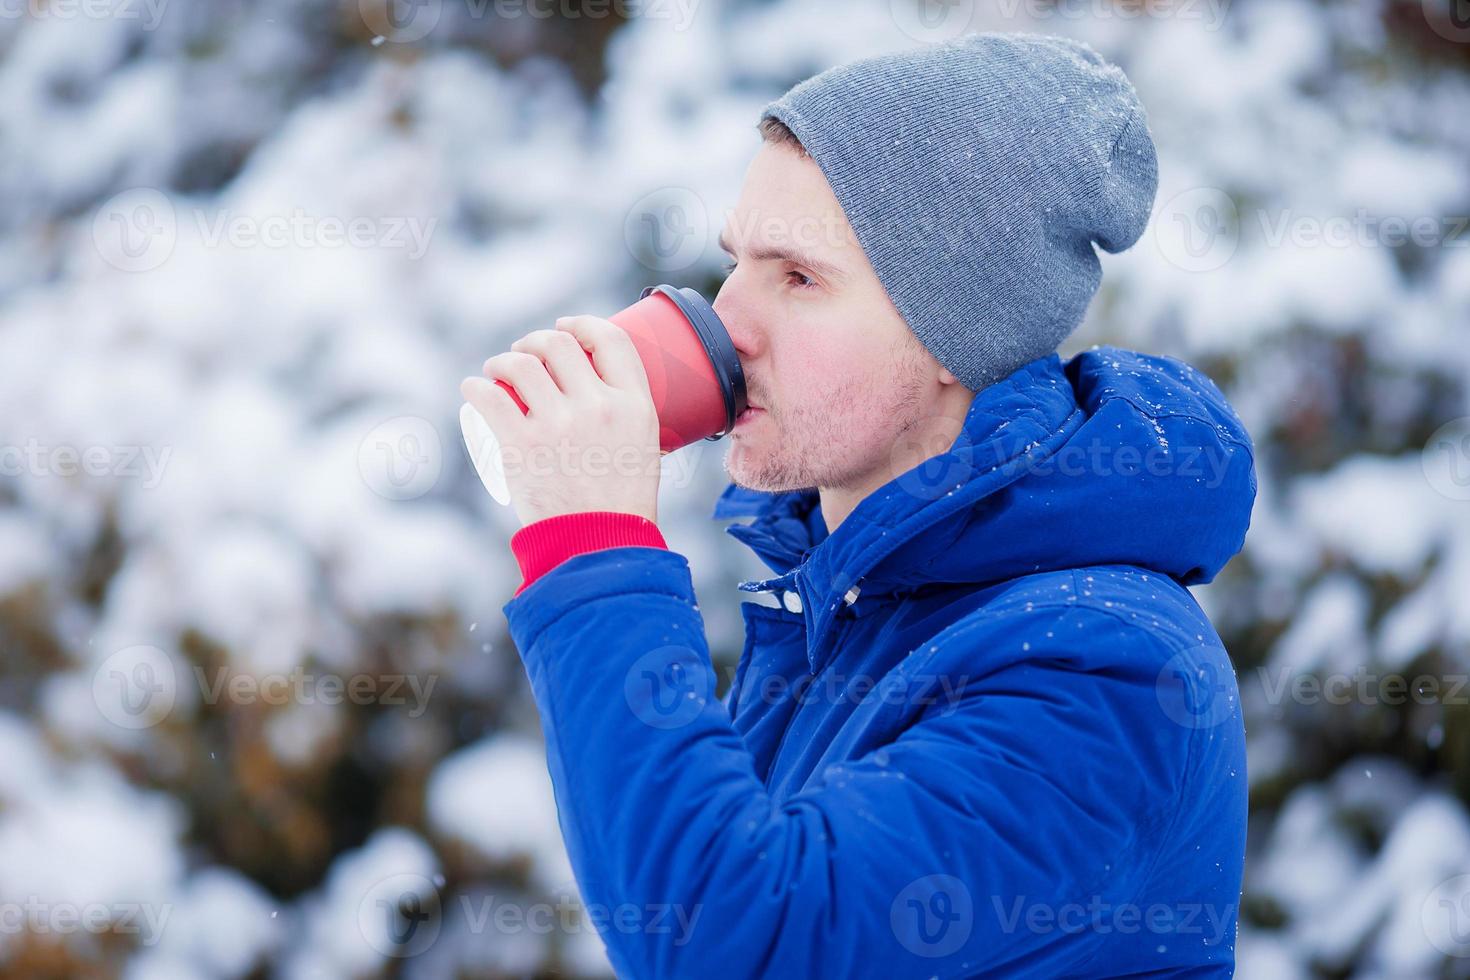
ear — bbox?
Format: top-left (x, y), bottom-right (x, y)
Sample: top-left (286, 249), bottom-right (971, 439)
top-left (936, 366), bottom-right (979, 401)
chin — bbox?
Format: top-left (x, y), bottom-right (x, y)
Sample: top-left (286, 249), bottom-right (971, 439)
top-left (723, 443), bottom-right (814, 494)
top-left (722, 443), bottom-right (755, 486)
top-left (723, 443), bottom-right (774, 491)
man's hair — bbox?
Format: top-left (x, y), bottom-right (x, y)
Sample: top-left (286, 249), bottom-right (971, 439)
top-left (758, 116), bottom-right (808, 157)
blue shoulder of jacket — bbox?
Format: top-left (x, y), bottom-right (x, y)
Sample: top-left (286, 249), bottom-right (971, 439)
top-left (915, 564), bottom-right (1223, 679)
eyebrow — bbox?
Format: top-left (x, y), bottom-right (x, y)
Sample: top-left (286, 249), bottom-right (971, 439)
top-left (717, 228), bottom-right (848, 285)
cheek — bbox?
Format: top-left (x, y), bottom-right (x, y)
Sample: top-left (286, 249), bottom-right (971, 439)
top-left (775, 352), bottom-right (892, 446)
top-left (770, 333), bottom-right (873, 406)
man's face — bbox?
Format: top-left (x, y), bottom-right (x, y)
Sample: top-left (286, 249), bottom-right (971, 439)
top-left (713, 142), bottom-right (951, 495)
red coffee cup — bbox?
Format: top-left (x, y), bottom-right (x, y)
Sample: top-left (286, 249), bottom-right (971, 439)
top-left (460, 284), bottom-right (746, 505)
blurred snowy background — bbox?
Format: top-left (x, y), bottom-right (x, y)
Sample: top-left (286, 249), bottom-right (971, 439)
top-left (0, 0), bottom-right (1467, 976)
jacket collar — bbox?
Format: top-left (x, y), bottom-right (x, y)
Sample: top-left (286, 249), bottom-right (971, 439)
top-left (710, 353), bottom-right (1079, 675)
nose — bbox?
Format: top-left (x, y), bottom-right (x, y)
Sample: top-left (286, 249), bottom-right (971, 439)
top-left (712, 280), bottom-right (759, 364)
top-left (712, 284), bottom-right (761, 406)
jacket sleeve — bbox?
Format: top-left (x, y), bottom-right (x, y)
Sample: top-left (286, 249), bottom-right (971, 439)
top-left (503, 547), bottom-right (1203, 979)
top-left (508, 511), bottom-right (668, 596)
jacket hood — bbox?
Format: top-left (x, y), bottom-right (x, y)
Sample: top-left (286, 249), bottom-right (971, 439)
top-left (712, 346), bottom-right (1256, 666)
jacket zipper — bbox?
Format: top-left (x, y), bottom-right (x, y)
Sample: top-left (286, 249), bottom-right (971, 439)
top-left (764, 594), bottom-right (851, 785)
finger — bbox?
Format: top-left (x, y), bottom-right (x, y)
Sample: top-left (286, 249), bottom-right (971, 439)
top-left (555, 316), bottom-right (651, 396)
top-left (460, 376), bottom-right (523, 433)
top-left (510, 328), bottom-right (601, 398)
top-left (481, 350), bottom-right (561, 415)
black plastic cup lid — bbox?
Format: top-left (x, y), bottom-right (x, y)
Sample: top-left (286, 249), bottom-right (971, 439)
top-left (639, 284), bottom-right (748, 439)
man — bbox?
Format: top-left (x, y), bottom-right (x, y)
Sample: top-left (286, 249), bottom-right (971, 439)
top-left (461, 32), bottom-right (1255, 979)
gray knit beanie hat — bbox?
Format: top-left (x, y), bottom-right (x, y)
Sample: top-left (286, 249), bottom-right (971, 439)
top-left (759, 32), bottom-right (1159, 391)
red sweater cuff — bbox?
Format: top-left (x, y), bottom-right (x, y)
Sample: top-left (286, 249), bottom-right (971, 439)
top-left (509, 511), bottom-right (668, 596)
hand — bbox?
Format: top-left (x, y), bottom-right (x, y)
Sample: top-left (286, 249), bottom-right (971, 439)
top-left (460, 316), bottom-right (661, 529)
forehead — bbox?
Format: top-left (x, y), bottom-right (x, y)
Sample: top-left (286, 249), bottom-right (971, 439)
top-left (725, 143), bottom-right (861, 252)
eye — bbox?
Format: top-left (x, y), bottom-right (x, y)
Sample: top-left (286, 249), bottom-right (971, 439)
top-left (720, 259), bottom-right (816, 291)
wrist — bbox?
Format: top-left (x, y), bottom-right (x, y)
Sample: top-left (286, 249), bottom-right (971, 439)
top-left (510, 511), bottom-right (668, 595)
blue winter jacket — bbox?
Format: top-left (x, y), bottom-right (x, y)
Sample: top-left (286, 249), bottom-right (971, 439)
top-left (502, 346), bottom-right (1256, 979)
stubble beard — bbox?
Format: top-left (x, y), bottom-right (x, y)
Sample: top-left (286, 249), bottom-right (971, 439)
top-left (723, 341), bottom-right (931, 495)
